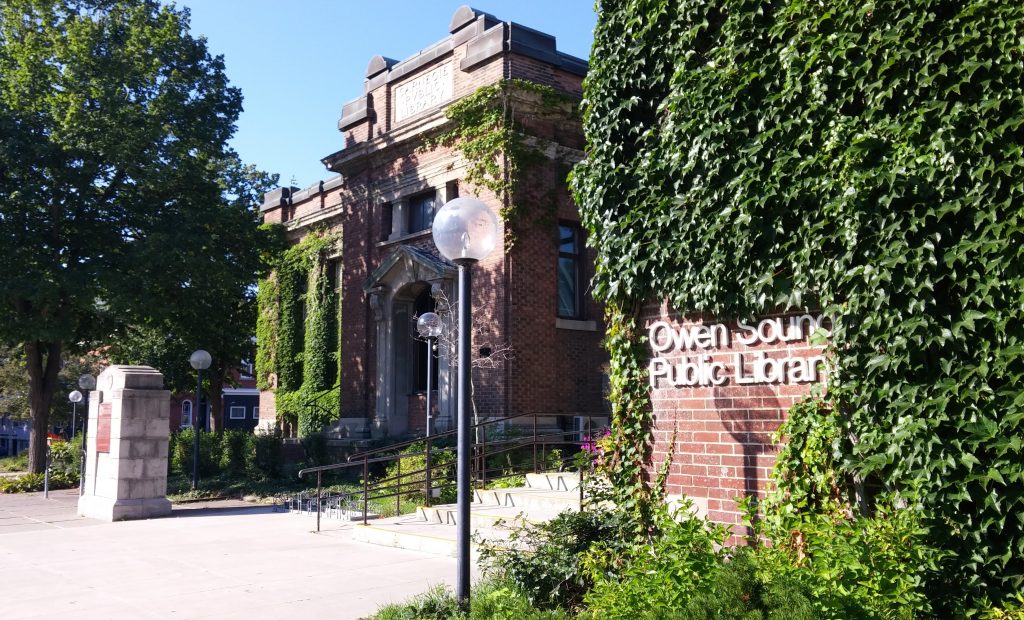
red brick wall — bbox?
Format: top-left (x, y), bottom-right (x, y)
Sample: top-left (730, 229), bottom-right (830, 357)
top-left (641, 300), bottom-right (828, 539)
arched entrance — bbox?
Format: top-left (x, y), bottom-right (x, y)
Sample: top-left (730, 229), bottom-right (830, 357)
top-left (365, 245), bottom-right (455, 438)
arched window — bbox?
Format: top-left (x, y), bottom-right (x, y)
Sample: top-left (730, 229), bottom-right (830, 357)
top-left (181, 400), bottom-right (193, 428)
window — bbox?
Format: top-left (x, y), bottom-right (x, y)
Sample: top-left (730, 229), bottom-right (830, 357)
top-left (229, 406), bottom-right (246, 420)
top-left (181, 401), bottom-right (193, 428)
top-left (408, 191), bottom-right (437, 234)
top-left (252, 407), bottom-right (260, 420)
top-left (558, 224), bottom-right (583, 319)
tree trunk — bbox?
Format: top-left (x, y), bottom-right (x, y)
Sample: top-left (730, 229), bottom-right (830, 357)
top-left (25, 340), bottom-right (63, 473)
top-left (209, 368), bottom-right (225, 433)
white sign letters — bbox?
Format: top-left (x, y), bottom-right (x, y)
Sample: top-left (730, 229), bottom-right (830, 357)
top-left (648, 314), bottom-right (828, 387)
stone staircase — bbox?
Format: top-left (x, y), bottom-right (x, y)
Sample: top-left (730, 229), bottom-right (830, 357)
top-left (350, 471), bottom-right (582, 556)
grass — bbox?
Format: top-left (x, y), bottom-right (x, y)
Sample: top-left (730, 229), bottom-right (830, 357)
top-left (0, 453), bottom-right (28, 473)
top-left (165, 471), bottom-right (362, 504)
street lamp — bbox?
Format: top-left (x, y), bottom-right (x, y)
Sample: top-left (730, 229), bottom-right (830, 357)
top-left (432, 196), bottom-right (498, 609)
top-left (68, 390), bottom-right (82, 439)
top-left (77, 374), bottom-right (95, 495)
top-left (189, 349), bottom-right (212, 491)
top-left (416, 312), bottom-right (442, 438)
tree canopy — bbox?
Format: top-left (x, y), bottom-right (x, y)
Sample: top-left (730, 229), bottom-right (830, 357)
top-left (0, 0), bottom-right (276, 470)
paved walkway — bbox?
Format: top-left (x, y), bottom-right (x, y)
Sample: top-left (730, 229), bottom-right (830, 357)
top-left (0, 489), bottom-right (471, 619)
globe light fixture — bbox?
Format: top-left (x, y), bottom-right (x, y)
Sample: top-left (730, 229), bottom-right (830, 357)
top-left (78, 374), bottom-right (97, 391)
top-left (189, 349), bottom-right (212, 490)
top-left (417, 311), bottom-right (442, 440)
top-left (431, 197), bottom-right (498, 610)
top-left (68, 390), bottom-right (82, 444)
top-left (416, 312), bottom-right (442, 338)
top-left (431, 197), bottom-right (499, 263)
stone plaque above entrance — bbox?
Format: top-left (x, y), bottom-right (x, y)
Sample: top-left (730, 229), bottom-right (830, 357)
top-left (394, 64), bottom-right (453, 123)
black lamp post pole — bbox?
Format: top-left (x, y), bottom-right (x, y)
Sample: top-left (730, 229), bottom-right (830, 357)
top-left (192, 367), bottom-right (203, 491)
top-left (426, 336), bottom-right (435, 438)
top-left (455, 259), bottom-right (473, 609)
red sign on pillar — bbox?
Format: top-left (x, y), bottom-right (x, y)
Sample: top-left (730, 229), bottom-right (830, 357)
top-left (96, 403), bottom-right (112, 453)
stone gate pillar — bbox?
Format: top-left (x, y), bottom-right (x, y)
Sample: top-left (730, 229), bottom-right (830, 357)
top-left (78, 365), bottom-right (172, 521)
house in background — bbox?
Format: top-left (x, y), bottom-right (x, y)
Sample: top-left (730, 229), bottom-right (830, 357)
top-left (0, 415), bottom-right (29, 457)
top-left (169, 367), bottom-right (260, 433)
top-left (257, 6), bottom-right (608, 440)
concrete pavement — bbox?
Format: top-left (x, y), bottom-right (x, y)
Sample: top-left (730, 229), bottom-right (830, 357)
top-left (0, 489), bottom-right (471, 619)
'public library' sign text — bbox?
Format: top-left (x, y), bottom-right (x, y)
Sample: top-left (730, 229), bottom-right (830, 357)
top-left (648, 314), bottom-right (829, 388)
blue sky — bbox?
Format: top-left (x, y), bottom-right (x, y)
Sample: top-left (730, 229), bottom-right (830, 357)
top-left (180, 1), bottom-right (598, 190)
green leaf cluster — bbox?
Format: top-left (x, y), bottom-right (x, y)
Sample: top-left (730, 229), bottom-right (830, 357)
top-left (255, 229), bottom-right (340, 435)
top-left (424, 79), bottom-right (579, 244)
top-left (573, 0), bottom-right (1024, 609)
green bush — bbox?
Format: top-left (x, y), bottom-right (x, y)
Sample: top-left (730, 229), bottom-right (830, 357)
top-left (170, 429), bottom-right (222, 477)
top-left (481, 507), bottom-right (625, 611)
top-left (383, 442), bottom-right (456, 505)
top-left (371, 578), bottom-right (569, 620)
top-left (674, 548), bottom-right (816, 620)
top-left (0, 472), bottom-right (45, 493)
top-left (48, 436), bottom-right (81, 484)
top-left (581, 503), bottom-right (730, 617)
top-left (248, 428), bottom-right (283, 479)
top-left (300, 432), bottom-right (329, 467)
top-left (0, 451), bottom-right (28, 472)
top-left (220, 429), bottom-right (252, 476)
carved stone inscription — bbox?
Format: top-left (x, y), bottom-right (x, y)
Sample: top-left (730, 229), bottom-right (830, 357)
top-left (394, 64), bottom-right (453, 122)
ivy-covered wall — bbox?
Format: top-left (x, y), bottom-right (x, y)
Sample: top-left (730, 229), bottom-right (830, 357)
top-left (255, 229), bottom-right (340, 436)
top-left (572, 0), bottom-right (1024, 608)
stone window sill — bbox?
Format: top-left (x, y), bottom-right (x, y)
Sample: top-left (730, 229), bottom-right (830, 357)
top-left (556, 318), bottom-right (598, 332)
top-left (378, 229), bottom-right (433, 247)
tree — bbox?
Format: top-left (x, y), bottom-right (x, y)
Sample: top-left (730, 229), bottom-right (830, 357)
top-left (108, 158), bottom-right (284, 431)
top-left (0, 0), bottom-right (248, 472)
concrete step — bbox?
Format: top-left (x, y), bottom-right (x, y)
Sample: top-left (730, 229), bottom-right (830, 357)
top-left (525, 471), bottom-right (581, 492)
top-left (351, 480), bottom-right (584, 556)
top-left (473, 487), bottom-right (582, 512)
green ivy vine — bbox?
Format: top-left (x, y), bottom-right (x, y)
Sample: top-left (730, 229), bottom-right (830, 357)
top-left (423, 78), bottom-right (579, 244)
top-left (572, 0), bottom-right (1024, 610)
top-left (255, 228), bottom-right (340, 436)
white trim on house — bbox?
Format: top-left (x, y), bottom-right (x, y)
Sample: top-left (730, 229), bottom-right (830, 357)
top-left (229, 406), bottom-right (247, 420)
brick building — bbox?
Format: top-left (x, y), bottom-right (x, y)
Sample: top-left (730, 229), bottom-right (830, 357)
top-left (258, 6), bottom-right (607, 440)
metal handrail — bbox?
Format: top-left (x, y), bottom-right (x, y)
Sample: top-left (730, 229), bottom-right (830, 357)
top-left (297, 411), bottom-right (607, 532)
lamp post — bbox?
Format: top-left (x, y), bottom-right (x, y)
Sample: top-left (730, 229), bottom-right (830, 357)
top-left (78, 374), bottom-right (96, 495)
top-left (416, 312), bottom-right (442, 438)
top-left (431, 197), bottom-right (498, 610)
top-left (68, 390), bottom-right (82, 440)
top-left (189, 349), bottom-right (212, 491)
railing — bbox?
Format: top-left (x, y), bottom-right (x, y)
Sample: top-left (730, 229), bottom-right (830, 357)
top-left (297, 412), bottom-right (607, 532)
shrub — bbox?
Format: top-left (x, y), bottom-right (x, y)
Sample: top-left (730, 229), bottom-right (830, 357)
top-left (383, 442), bottom-right (456, 505)
top-left (0, 451), bottom-right (28, 472)
top-left (676, 548), bottom-right (816, 620)
top-left (220, 429), bottom-right (252, 476)
top-left (481, 507), bottom-right (625, 611)
top-left (371, 578), bottom-right (569, 620)
top-left (0, 472), bottom-right (45, 493)
top-left (300, 432), bottom-right (329, 467)
top-left (581, 503), bottom-right (730, 617)
top-left (48, 436), bottom-right (81, 484)
top-left (170, 429), bottom-right (221, 477)
top-left (248, 428), bottom-right (283, 478)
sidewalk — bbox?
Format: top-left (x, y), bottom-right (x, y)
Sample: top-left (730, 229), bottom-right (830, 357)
top-left (0, 489), bottom-right (470, 619)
